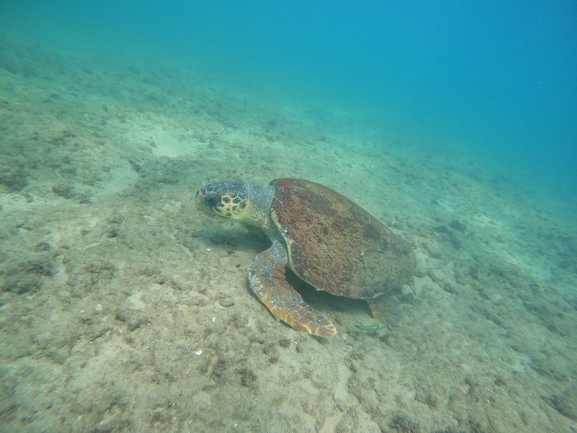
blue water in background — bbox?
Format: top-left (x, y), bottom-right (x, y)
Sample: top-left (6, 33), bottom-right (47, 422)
top-left (2, 0), bottom-right (576, 196)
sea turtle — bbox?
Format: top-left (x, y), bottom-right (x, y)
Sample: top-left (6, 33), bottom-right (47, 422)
top-left (195, 178), bottom-right (416, 337)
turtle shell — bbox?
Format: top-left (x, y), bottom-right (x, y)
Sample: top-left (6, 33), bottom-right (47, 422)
top-left (270, 178), bottom-right (415, 299)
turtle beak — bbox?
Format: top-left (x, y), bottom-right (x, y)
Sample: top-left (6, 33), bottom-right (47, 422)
top-left (195, 189), bottom-right (223, 218)
top-left (194, 192), bottom-right (204, 210)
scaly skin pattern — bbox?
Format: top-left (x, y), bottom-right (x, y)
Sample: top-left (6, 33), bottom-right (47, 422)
top-left (248, 240), bottom-right (337, 337)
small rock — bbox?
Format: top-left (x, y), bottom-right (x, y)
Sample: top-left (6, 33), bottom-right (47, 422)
top-left (219, 299), bottom-right (235, 307)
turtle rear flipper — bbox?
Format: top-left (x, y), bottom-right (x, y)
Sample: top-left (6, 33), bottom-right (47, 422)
top-left (367, 299), bottom-right (384, 323)
top-left (249, 243), bottom-right (337, 337)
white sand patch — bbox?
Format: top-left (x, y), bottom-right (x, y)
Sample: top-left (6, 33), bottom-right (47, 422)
top-left (92, 164), bottom-right (139, 199)
top-left (127, 292), bottom-right (146, 310)
top-left (122, 123), bottom-right (202, 158)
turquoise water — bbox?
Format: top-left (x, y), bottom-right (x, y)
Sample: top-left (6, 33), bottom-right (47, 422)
top-left (2, 0), bottom-right (576, 191)
top-left (1, 2), bottom-right (576, 432)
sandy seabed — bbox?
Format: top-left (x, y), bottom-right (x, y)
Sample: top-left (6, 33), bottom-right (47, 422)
top-left (0, 33), bottom-right (576, 433)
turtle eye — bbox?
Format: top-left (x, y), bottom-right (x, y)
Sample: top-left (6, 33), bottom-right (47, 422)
top-left (206, 195), bottom-right (221, 207)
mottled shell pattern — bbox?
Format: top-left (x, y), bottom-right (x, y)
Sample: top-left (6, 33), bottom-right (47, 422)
top-left (269, 179), bottom-right (415, 300)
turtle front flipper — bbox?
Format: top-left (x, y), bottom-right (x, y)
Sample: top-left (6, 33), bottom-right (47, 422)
top-left (248, 242), bottom-right (337, 337)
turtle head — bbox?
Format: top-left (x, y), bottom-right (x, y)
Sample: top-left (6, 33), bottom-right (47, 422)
top-left (195, 180), bottom-right (251, 221)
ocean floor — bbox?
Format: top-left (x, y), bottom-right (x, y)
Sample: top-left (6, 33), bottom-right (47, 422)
top-left (1, 33), bottom-right (576, 433)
